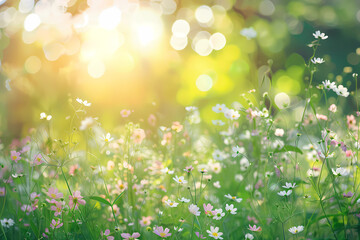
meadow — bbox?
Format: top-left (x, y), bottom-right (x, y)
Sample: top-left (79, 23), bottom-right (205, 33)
top-left (1, 0), bottom-right (360, 239)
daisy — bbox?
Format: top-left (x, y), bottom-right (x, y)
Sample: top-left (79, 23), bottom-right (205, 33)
top-left (277, 190), bottom-right (292, 196)
top-left (213, 209), bottom-right (225, 220)
top-left (334, 85), bottom-right (349, 97)
top-left (288, 225), bottom-right (304, 234)
top-left (207, 226), bottom-right (223, 239)
top-left (101, 133), bottom-right (114, 143)
top-left (245, 233), bottom-right (254, 240)
top-left (10, 151), bottom-right (21, 163)
top-left (212, 104), bottom-right (227, 113)
top-left (232, 146), bottom-right (244, 158)
top-left (189, 204), bottom-right (201, 216)
top-left (76, 98), bottom-right (91, 107)
top-left (40, 112), bottom-right (52, 120)
top-left (161, 167), bottom-right (174, 174)
top-left (1, 218), bottom-right (14, 228)
top-left (322, 80), bottom-right (336, 90)
top-left (120, 109), bottom-right (132, 117)
top-left (282, 182), bottom-right (296, 189)
top-left (332, 167), bottom-right (350, 176)
top-left (311, 57), bottom-right (325, 64)
top-left (173, 176), bottom-right (187, 184)
top-left (224, 109), bottom-right (240, 120)
top-left (165, 199), bottom-right (179, 208)
top-left (178, 197), bottom-right (190, 203)
top-left (203, 203), bottom-right (216, 216)
top-left (225, 204), bottom-right (237, 214)
top-left (212, 120), bottom-right (225, 126)
top-left (224, 194), bottom-right (242, 203)
top-left (121, 232), bottom-right (140, 240)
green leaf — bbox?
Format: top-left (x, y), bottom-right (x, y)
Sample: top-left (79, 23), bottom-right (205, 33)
top-left (274, 145), bottom-right (303, 154)
top-left (112, 191), bottom-right (125, 206)
top-left (89, 196), bottom-right (111, 206)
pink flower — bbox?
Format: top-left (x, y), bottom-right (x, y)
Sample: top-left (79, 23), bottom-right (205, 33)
top-left (195, 232), bottom-right (206, 239)
top-left (203, 203), bottom-right (216, 216)
top-left (10, 151), bottom-right (21, 163)
top-left (69, 164), bottom-right (79, 176)
top-left (50, 201), bottom-right (63, 216)
top-left (50, 219), bottom-right (63, 229)
top-left (69, 190), bottom-right (86, 210)
top-left (139, 216), bottom-right (152, 227)
top-left (184, 165), bottom-right (194, 173)
top-left (42, 228), bottom-right (49, 238)
top-left (161, 132), bottom-right (172, 145)
top-left (0, 187), bottom-right (5, 196)
top-left (346, 150), bottom-right (353, 158)
top-left (316, 114), bottom-right (328, 121)
top-left (148, 114), bottom-right (156, 126)
top-left (132, 129), bottom-right (146, 144)
top-left (121, 232), bottom-right (140, 240)
top-left (171, 121), bottom-right (183, 132)
top-left (102, 229), bottom-right (114, 240)
top-left (33, 154), bottom-right (44, 166)
top-left (153, 226), bottom-right (171, 238)
top-left (347, 115), bottom-right (356, 129)
top-left (343, 191), bottom-right (353, 198)
top-left (46, 187), bottom-right (63, 200)
top-left (249, 224), bottom-right (262, 232)
top-left (120, 109), bottom-right (132, 117)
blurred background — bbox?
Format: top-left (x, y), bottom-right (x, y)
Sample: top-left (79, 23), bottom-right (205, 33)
top-left (0, 0), bottom-right (359, 137)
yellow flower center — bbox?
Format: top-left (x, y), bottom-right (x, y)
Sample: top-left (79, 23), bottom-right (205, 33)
top-left (178, 179), bottom-right (182, 182)
top-left (12, 156), bottom-right (17, 160)
top-left (160, 233), bottom-right (166, 237)
top-left (232, 196), bottom-right (236, 199)
top-left (51, 193), bottom-right (56, 198)
top-left (170, 202), bottom-right (173, 206)
top-left (213, 232), bottom-right (218, 236)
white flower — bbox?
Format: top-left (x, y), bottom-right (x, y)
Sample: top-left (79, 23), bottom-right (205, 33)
top-left (274, 128), bottom-right (284, 137)
top-left (213, 150), bottom-right (228, 161)
top-left (245, 233), bottom-right (254, 240)
top-left (212, 120), bottom-right (225, 126)
top-left (165, 199), bottom-right (179, 208)
top-left (213, 181), bottom-right (221, 188)
top-left (1, 218), bottom-right (15, 228)
top-left (189, 204), bottom-right (201, 216)
top-left (161, 167), bottom-right (174, 174)
top-left (40, 112), bottom-right (52, 120)
top-left (185, 106), bottom-right (198, 112)
top-left (224, 194), bottom-right (242, 203)
top-left (322, 80), bottom-right (336, 90)
top-left (225, 204), bottom-right (237, 214)
top-left (282, 182), bottom-right (296, 189)
top-left (240, 27), bottom-right (257, 40)
top-left (79, 117), bottom-right (95, 131)
top-left (329, 104), bottom-right (337, 113)
top-left (334, 85), bottom-right (349, 97)
top-left (213, 208), bottom-right (225, 220)
top-left (178, 197), bottom-right (190, 203)
top-left (207, 226), bottom-right (223, 239)
top-left (232, 146), bottom-right (244, 158)
top-left (277, 190), bottom-right (292, 196)
top-left (212, 104), bottom-right (227, 113)
top-left (173, 176), bottom-right (187, 184)
top-left (311, 57), bottom-right (325, 64)
top-left (76, 98), bottom-right (91, 107)
top-left (332, 167), bottom-right (349, 176)
top-left (224, 109), bottom-right (240, 120)
top-left (288, 225), bottom-right (304, 234)
top-left (101, 133), bottom-right (114, 143)
top-left (313, 30), bottom-right (328, 40)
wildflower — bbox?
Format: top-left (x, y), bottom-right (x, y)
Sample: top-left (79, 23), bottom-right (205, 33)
top-left (322, 80), bottom-right (336, 90)
top-left (334, 85), bottom-right (349, 97)
top-left (196, 232), bottom-right (206, 239)
top-left (224, 109), bottom-right (240, 120)
top-left (277, 190), bottom-right (292, 196)
top-left (207, 226), bottom-right (223, 239)
top-left (184, 165), bottom-right (194, 173)
top-left (275, 128), bottom-right (284, 137)
top-left (343, 191), bottom-right (353, 198)
top-left (213, 181), bottom-right (221, 188)
top-left (332, 167), bottom-right (349, 176)
top-left (288, 225), bottom-right (304, 234)
top-left (76, 98), bottom-right (91, 107)
top-left (10, 151), bottom-right (21, 163)
top-left (121, 232), bottom-right (140, 240)
top-left (171, 121), bottom-right (183, 132)
top-left (213, 209), bottom-right (225, 220)
top-left (161, 167), bottom-right (174, 174)
top-left (69, 190), bottom-right (86, 210)
top-left (232, 146), bottom-right (244, 158)
top-left (240, 27), bottom-right (257, 40)
top-left (1, 218), bottom-right (14, 228)
top-left (165, 199), bottom-right (179, 208)
top-left (316, 114), bottom-right (328, 121)
top-left (132, 129), bottom-right (146, 144)
top-left (245, 233), bottom-right (254, 240)
top-left (40, 112), bottom-right (52, 120)
top-left (248, 225), bottom-right (262, 232)
top-left (212, 120), bottom-right (225, 126)
top-left (225, 204), bottom-right (237, 214)
top-left (282, 182), bottom-right (296, 189)
top-left (203, 203), bottom-right (216, 216)
top-left (213, 150), bottom-right (227, 161)
top-left (173, 176), bottom-right (187, 184)
top-left (189, 204), bottom-right (201, 216)
top-left (311, 57), bottom-right (325, 64)
top-left (101, 133), bottom-right (114, 143)
top-left (120, 109), bottom-right (132, 117)
top-left (50, 201), bottom-right (63, 217)
top-left (224, 194), bottom-right (242, 202)
top-left (79, 117), bottom-right (95, 131)
top-left (46, 187), bottom-right (63, 200)
top-left (50, 219), bottom-right (63, 229)
top-left (174, 226), bottom-right (183, 232)
top-left (212, 104), bottom-right (227, 113)
top-left (161, 132), bottom-right (172, 145)
top-left (313, 30), bottom-right (328, 40)
top-left (139, 216), bottom-right (152, 227)
top-left (185, 106), bottom-right (198, 112)
top-left (33, 153), bottom-right (44, 165)
top-left (0, 187), bottom-right (5, 196)
top-left (153, 226), bottom-right (171, 238)
top-left (178, 197), bottom-right (190, 203)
